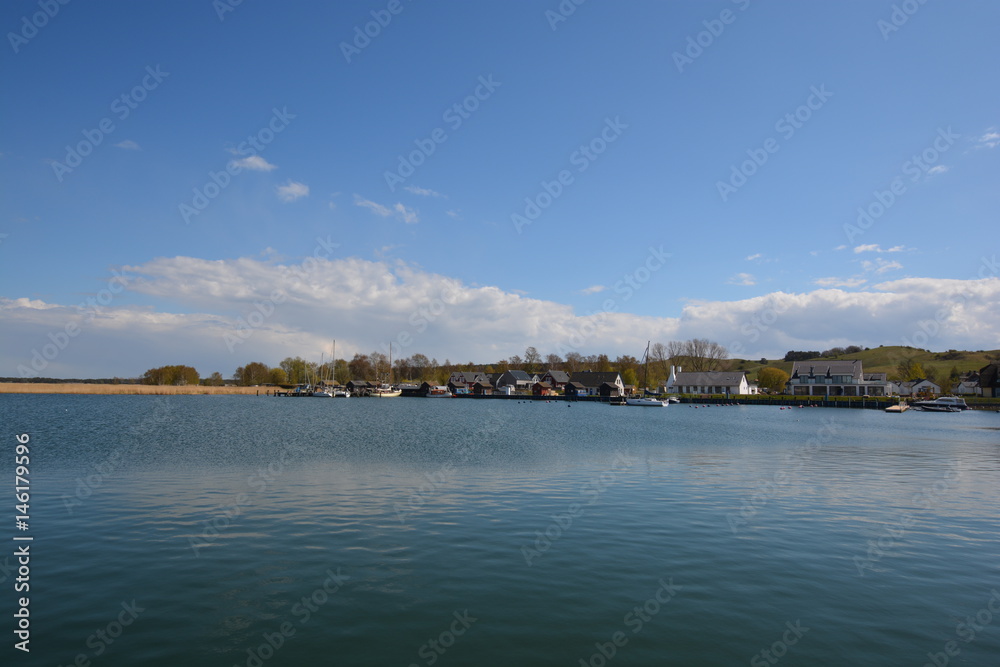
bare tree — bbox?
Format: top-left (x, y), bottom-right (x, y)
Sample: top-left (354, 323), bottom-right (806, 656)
top-left (668, 338), bottom-right (729, 371)
top-left (524, 347), bottom-right (541, 374)
top-left (369, 351), bottom-right (389, 382)
top-left (544, 353), bottom-right (563, 370)
top-left (651, 342), bottom-right (671, 376)
top-left (564, 352), bottom-right (583, 374)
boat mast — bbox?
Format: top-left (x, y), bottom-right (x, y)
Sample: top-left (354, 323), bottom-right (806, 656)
top-left (643, 340), bottom-right (650, 393)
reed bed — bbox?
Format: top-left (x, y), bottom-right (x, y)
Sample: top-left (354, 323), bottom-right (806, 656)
top-left (0, 383), bottom-right (267, 395)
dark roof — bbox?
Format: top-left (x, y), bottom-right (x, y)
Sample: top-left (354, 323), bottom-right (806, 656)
top-left (543, 370), bottom-right (570, 383)
top-left (566, 381), bottom-right (586, 390)
top-left (790, 360), bottom-right (863, 380)
top-left (507, 370), bottom-right (532, 381)
top-left (450, 371), bottom-right (486, 383)
top-left (570, 371), bottom-right (622, 387)
top-left (674, 371), bottom-right (747, 385)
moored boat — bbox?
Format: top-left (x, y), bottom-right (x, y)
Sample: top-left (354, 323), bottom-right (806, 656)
top-left (626, 341), bottom-right (668, 407)
top-left (911, 396), bottom-right (967, 412)
top-left (625, 397), bottom-right (667, 407)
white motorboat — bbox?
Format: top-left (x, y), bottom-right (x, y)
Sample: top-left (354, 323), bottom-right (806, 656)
top-left (912, 396), bottom-right (968, 412)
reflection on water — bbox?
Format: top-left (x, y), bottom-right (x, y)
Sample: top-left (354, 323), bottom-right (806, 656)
top-left (3, 395), bottom-right (999, 666)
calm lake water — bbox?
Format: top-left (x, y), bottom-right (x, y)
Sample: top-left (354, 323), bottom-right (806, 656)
top-left (2, 394), bottom-right (999, 666)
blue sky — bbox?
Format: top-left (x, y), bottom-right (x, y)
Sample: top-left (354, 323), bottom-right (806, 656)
top-left (2, 0), bottom-right (999, 378)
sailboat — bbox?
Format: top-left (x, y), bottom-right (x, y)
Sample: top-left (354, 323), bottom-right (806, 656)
top-left (311, 351), bottom-right (334, 397)
top-left (372, 342), bottom-right (402, 397)
top-left (626, 341), bottom-right (668, 407)
top-left (331, 340), bottom-right (350, 397)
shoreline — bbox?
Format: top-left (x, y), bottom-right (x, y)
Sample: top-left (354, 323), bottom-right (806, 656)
top-left (2, 383), bottom-right (996, 409)
top-left (0, 383), bottom-right (265, 395)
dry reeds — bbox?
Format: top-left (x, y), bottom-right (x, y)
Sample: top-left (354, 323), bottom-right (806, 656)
top-left (0, 383), bottom-right (268, 396)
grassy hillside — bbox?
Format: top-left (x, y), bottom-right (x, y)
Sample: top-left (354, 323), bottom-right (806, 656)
top-left (732, 346), bottom-right (1000, 384)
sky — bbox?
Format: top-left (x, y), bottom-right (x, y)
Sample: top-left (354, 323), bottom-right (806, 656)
top-left (1, 0), bottom-right (999, 379)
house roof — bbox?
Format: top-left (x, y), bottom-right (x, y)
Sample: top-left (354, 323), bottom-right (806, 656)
top-left (543, 370), bottom-right (570, 383)
top-left (790, 360), bottom-right (863, 379)
top-left (902, 378), bottom-right (939, 388)
top-left (566, 381), bottom-right (586, 390)
top-left (674, 371), bottom-right (747, 385)
top-left (506, 370), bottom-right (533, 381)
top-left (570, 371), bottom-right (622, 387)
top-left (450, 371), bottom-right (485, 383)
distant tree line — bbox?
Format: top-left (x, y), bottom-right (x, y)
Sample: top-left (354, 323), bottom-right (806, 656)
top-left (141, 365), bottom-right (199, 386)
top-left (783, 346), bottom-right (866, 362)
top-left (213, 338), bottom-right (733, 389)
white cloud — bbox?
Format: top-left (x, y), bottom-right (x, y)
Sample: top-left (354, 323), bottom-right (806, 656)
top-left (834, 245), bottom-right (847, 251)
top-left (860, 258), bottom-right (903, 275)
top-left (354, 195), bottom-right (391, 217)
top-left (927, 165), bottom-right (949, 177)
top-left (854, 243), bottom-right (911, 254)
top-left (394, 203), bottom-right (419, 224)
top-left (728, 273), bottom-right (756, 286)
top-left (276, 181), bottom-right (309, 202)
top-left (814, 276), bottom-right (868, 288)
top-left (404, 185), bottom-right (443, 197)
top-left (580, 285), bottom-right (606, 295)
top-left (745, 253), bottom-right (762, 261)
top-left (232, 155), bottom-right (277, 171)
top-left (355, 196), bottom-right (418, 223)
top-left (5, 257), bottom-right (999, 377)
top-left (114, 140), bottom-right (140, 150)
top-left (446, 210), bottom-right (461, 219)
top-left (974, 127), bottom-right (1000, 150)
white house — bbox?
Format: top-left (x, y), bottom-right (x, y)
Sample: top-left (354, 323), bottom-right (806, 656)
top-left (899, 379), bottom-right (941, 397)
top-left (952, 372), bottom-right (982, 396)
top-left (785, 360), bottom-right (891, 397)
top-left (667, 366), bottom-right (752, 395)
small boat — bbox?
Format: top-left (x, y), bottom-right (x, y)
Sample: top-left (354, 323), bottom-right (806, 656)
top-left (884, 401), bottom-right (909, 413)
top-left (372, 343), bottom-right (403, 397)
top-left (911, 396), bottom-right (967, 412)
top-left (333, 388), bottom-right (351, 398)
top-left (311, 387), bottom-right (334, 398)
top-left (626, 341), bottom-right (668, 407)
top-left (625, 396), bottom-right (667, 407)
top-left (425, 386), bottom-right (452, 398)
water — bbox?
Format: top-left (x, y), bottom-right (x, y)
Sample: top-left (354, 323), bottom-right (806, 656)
top-left (2, 395), bottom-right (999, 666)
